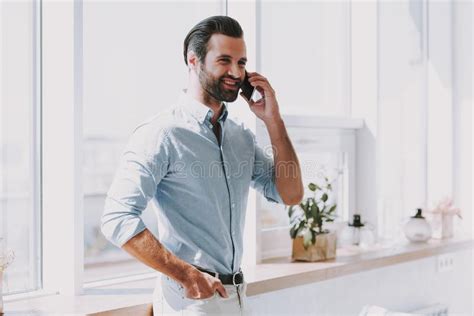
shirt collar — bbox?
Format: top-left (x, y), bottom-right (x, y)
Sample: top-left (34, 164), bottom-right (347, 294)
top-left (178, 90), bottom-right (229, 125)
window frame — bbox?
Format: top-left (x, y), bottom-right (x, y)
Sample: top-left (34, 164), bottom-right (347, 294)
top-left (32, 0), bottom-right (43, 293)
top-left (41, 0), bottom-right (84, 295)
top-left (0, 0), bottom-right (43, 295)
top-left (256, 115), bottom-right (362, 261)
top-left (41, 0), bottom-right (234, 295)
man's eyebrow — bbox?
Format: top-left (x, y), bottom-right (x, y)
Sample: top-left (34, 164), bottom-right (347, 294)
top-left (217, 54), bottom-right (247, 62)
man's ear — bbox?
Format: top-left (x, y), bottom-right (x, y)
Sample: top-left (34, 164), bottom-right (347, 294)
top-left (187, 50), bottom-right (198, 71)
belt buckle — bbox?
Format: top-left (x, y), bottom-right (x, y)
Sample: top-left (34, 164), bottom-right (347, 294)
top-left (232, 271), bottom-right (242, 286)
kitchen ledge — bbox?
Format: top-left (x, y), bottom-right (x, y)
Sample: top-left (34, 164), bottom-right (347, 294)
top-left (4, 236), bottom-right (473, 315)
top-left (245, 235), bottom-right (473, 296)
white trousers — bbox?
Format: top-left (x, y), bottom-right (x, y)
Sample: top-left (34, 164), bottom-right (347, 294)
top-left (153, 274), bottom-right (251, 316)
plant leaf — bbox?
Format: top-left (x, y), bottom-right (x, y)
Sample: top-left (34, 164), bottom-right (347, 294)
top-left (317, 218), bottom-right (323, 229)
top-left (299, 202), bottom-right (305, 211)
top-left (311, 202), bottom-right (319, 220)
top-left (304, 199), bottom-right (311, 218)
top-left (328, 205), bottom-right (337, 214)
top-left (322, 193), bottom-right (328, 202)
top-left (291, 220), bottom-right (306, 239)
top-left (288, 205), bottom-right (295, 217)
top-left (290, 225), bottom-right (298, 239)
top-left (320, 205), bottom-right (326, 214)
top-left (290, 214), bottom-right (299, 226)
top-left (308, 183), bottom-right (317, 192)
top-left (298, 220), bottom-right (305, 232)
top-left (303, 229), bottom-right (312, 249)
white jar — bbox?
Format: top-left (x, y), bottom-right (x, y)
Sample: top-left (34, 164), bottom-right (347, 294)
top-left (404, 208), bottom-right (432, 243)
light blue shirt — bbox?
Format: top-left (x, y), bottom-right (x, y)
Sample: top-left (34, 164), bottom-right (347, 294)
top-left (101, 91), bottom-right (283, 274)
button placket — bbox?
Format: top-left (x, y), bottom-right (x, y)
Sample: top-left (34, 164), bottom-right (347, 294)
top-left (219, 134), bottom-right (238, 271)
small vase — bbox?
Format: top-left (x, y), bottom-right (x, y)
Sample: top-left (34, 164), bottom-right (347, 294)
top-left (441, 214), bottom-right (454, 238)
top-left (431, 213), bottom-right (454, 239)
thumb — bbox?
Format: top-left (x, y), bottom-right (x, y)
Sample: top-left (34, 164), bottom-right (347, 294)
top-left (215, 282), bottom-right (228, 298)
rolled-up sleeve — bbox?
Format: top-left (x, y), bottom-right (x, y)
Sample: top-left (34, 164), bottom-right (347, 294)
top-left (250, 135), bottom-right (283, 204)
top-left (101, 124), bottom-right (170, 247)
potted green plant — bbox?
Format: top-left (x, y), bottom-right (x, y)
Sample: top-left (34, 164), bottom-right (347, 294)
top-left (287, 178), bottom-right (338, 261)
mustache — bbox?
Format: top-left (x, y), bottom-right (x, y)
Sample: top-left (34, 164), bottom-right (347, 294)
top-left (220, 76), bottom-right (242, 87)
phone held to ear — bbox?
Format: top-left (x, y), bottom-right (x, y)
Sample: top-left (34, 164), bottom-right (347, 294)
top-left (241, 72), bottom-right (262, 102)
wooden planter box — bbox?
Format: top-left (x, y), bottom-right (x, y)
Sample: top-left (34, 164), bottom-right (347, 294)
top-left (292, 231), bottom-right (337, 262)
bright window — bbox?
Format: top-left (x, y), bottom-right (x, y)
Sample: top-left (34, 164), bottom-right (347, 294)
top-left (257, 1), bottom-right (352, 259)
top-left (257, 118), bottom-right (358, 259)
top-left (0, 0), bottom-right (41, 294)
top-left (259, 1), bottom-right (351, 117)
top-left (82, 0), bottom-right (226, 282)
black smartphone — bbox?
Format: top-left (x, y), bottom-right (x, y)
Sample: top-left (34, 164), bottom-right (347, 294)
top-left (241, 71), bottom-right (255, 101)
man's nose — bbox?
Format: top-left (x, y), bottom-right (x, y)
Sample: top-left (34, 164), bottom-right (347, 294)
top-left (227, 63), bottom-right (242, 78)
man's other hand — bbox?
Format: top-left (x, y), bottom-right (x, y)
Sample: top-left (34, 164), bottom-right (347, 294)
top-left (181, 269), bottom-right (228, 300)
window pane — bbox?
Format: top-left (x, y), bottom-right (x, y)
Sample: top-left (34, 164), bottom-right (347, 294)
top-left (259, 126), bottom-right (350, 230)
top-left (83, 1), bottom-right (225, 282)
top-left (376, 1), bottom-right (427, 241)
top-left (260, 1), bottom-right (351, 117)
top-left (0, 0), bottom-right (41, 294)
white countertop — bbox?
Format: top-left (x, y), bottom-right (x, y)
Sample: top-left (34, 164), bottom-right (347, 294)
top-left (4, 236), bottom-right (473, 315)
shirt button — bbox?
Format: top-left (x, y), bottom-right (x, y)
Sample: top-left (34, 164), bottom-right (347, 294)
top-left (227, 174), bottom-right (230, 179)
top-left (231, 203), bottom-right (235, 208)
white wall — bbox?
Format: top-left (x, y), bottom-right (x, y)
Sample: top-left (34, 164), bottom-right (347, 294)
top-left (258, 1), bottom-right (351, 117)
top-left (83, 1), bottom-right (225, 139)
top-left (377, 0), bottom-right (428, 240)
top-left (248, 249), bottom-right (473, 315)
top-left (353, 0), bottom-right (471, 243)
top-left (452, 1), bottom-right (472, 237)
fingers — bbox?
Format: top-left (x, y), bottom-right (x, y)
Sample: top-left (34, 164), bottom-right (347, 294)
top-left (246, 72), bottom-right (268, 85)
top-left (248, 77), bottom-right (275, 97)
top-left (246, 71), bottom-right (262, 78)
top-left (186, 274), bottom-right (228, 300)
top-left (214, 281), bottom-right (229, 298)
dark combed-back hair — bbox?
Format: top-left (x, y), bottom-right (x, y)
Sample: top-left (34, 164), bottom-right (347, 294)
top-left (183, 16), bottom-right (243, 66)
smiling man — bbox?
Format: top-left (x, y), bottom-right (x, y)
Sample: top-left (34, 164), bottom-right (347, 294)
top-left (101, 16), bottom-right (303, 315)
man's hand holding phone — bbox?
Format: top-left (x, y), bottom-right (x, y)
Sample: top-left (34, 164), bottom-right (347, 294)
top-left (240, 71), bottom-right (281, 126)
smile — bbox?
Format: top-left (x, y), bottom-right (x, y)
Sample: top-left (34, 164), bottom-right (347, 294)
top-left (222, 80), bottom-right (239, 90)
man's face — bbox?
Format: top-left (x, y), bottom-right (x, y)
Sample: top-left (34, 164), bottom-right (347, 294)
top-left (197, 34), bottom-right (247, 103)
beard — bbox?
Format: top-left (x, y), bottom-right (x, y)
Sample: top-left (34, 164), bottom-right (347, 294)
top-left (198, 64), bottom-right (242, 103)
